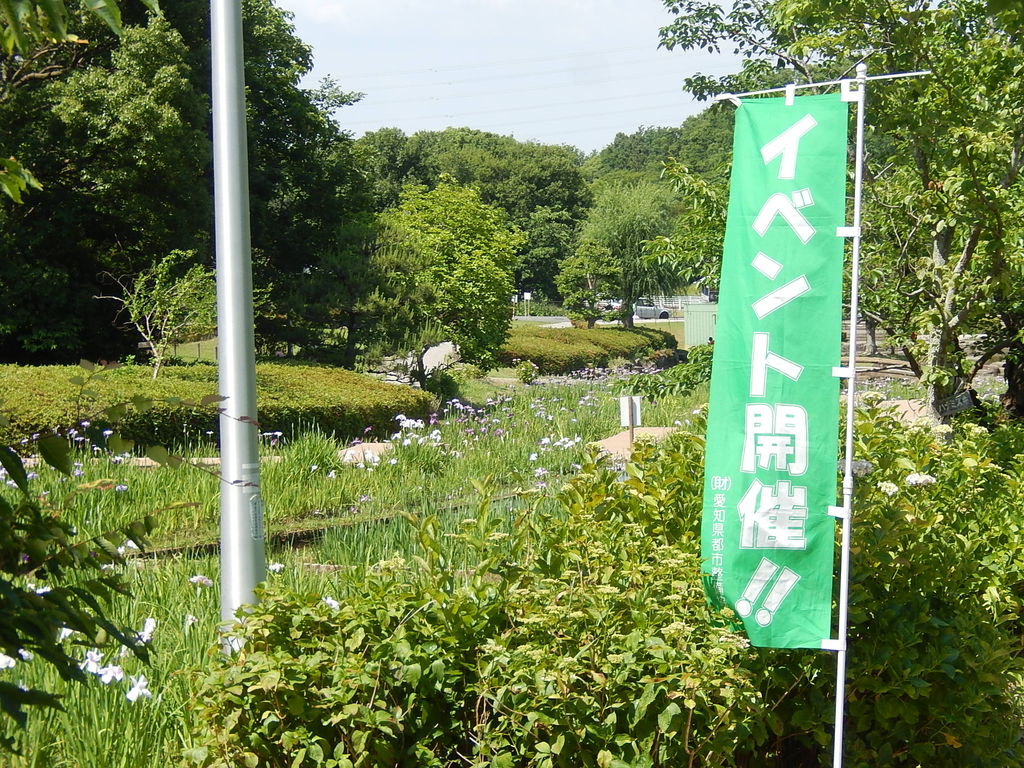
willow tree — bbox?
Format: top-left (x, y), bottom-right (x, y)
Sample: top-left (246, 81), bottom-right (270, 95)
top-left (575, 181), bottom-right (679, 328)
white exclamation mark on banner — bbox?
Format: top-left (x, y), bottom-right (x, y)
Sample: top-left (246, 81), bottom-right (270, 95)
top-left (756, 567), bottom-right (801, 626)
top-left (735, 558), bottom-right (779, 618)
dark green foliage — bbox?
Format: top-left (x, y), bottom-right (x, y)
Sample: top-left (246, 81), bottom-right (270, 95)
top-left (1, 1), bottom-right (373, 362)
top-left (190, 407), bottom-right (1024, 767)
top-left (617, 344), bottom-right (713, 399)
top-left (0, 15), bottom-right (210, 360)
top-left (519, 206), bottom-right (577, 301)
top-left (357, 127), bottom-right (590, 224)
top-left (0, 364), bottom-right (433, 445)
top-left (498, 326), bottom-right (676, 374)
top-left (582, 109), bottom-right (733, 186)
top-left (356, 127), bottom-right (592, 300)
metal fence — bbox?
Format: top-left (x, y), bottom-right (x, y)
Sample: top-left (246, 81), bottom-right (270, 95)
top-left (648, 295), bottom-right (713, 310)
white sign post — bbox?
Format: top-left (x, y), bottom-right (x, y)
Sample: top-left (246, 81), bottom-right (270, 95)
top-left (619, 395), bottom-right (641, 449)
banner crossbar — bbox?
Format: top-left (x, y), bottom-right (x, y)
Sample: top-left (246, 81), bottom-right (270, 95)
top-left (713, 70), bottom-right (930, 104)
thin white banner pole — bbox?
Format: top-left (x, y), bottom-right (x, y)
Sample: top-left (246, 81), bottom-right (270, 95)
top-left (833, 61), bottom-right (868, 768)
top-left (211, 0), bottom-right (265, 632)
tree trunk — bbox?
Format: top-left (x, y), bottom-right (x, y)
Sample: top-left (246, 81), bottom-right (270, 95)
top-left (924, 325), bottom-right (958, 423)
top-left (1001, 339), bottom-right (1024, 418)
top-left (863, 315), bottom-right (879, 356)
top-left (342, 312), bottom-right (360, 369)
top-left (924, 227), bottom-right (961, 422)
top-left (411, 350), bottom-right (428, 389)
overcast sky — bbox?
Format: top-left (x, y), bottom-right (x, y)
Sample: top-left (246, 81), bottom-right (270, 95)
top-left (279, 0), bottom-right (740, 154)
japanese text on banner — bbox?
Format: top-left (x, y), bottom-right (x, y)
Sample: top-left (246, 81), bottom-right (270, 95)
top-left (700, 93), bottom-right (849, 649)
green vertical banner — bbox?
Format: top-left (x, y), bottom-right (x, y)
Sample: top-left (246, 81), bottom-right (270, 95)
top-left (702, 93), bottom-right (849, 649)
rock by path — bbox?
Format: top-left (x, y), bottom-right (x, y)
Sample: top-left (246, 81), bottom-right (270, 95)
top-left (589, 427), bottom-right (678, 462)
top-left (338, 442), bottom-right (393, 465)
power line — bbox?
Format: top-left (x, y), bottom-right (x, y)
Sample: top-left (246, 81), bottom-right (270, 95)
top-left (339, 101), bottom-right (691, 134)
top-left (345, 55), bottom-right (669, 92)
top-left (361, 71), bottom-right (688, 107)
top-left (335, 45), bottom-right (657, 79)
top-left (471, 103), bottom-right (690, 130)
top-left (342, 88), bottom-right (675, 125)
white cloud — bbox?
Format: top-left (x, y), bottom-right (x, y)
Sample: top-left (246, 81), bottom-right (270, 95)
top-left (280, 0), bottom-right (350, 25)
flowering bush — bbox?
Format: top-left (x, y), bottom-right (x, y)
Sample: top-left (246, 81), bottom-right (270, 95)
top-left (514, 359), bottom-right (540, 384)
top-left (187, 469), bottom-right (764, 767)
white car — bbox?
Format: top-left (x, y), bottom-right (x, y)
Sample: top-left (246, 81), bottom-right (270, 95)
top-left (634, 299), bottom-right (671, 319)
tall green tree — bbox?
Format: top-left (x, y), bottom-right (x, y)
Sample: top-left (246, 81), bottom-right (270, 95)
top-left (355, 127), bottom-right (427, 213)
top-left (381, 178), bottom-right (524, 370)
top-left (554, 241), bottom-right (620, 328)
top-left (0, 0), bottom-right (160, 198)
top-left (356, 127), bottom-right (591, 300)
top-left (1, 14), bottom-right (208, 359)
top-left (572, 181), bottom-right (679, 328)
top-left (155, 0), bottom-right (371, 349)
top-left (1, 0), bottom-right (373, 362)
top-left (659, 0), bottom-right (1024, 418)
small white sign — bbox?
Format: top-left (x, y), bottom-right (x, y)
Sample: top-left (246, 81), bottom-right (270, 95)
top-left (523, 291), bottom-right (532, 301)
top-left (619, 396), bottom-right (642, 427)
top-left (511, 294), bottom-right (518, 303)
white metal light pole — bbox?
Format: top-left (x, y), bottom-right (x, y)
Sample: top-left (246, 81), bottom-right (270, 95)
top-left (211, 0), bottom-right (265, 628)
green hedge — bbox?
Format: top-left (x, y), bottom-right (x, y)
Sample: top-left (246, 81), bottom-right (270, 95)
top-left (0, 363), bottom-right (434, 446)
top-left (497, 326), bottom-right (676, 374)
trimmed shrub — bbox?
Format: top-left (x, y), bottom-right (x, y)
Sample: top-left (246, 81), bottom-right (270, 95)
top-left (498, 326), bottom-right (676, 374)
top-left (0, 363), bottom-right (433, 446)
